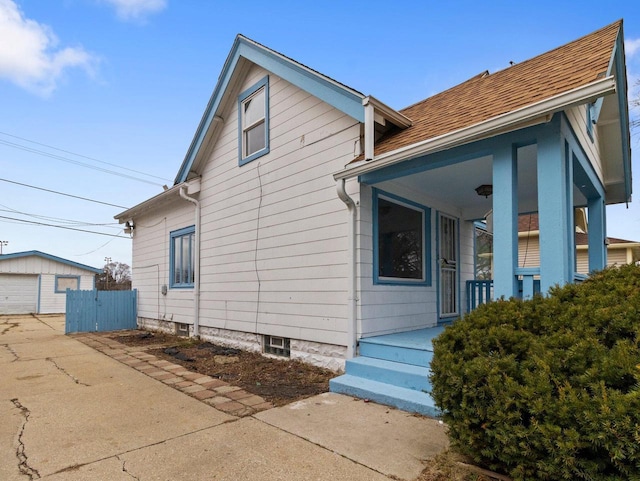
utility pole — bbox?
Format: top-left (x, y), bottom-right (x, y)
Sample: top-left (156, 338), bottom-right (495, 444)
top-left (0, 241), bottom-right (7, 255)
top-left (104, 256), bottom-right (112, 290)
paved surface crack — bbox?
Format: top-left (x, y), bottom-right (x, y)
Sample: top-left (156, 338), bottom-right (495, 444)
top-left (116, 455), bottom-right (141, 480)
top-left (1, 318), bottom-right (20, 335)
top-left (10, 398), bottom-right (41, 480)
top-left (29, 313), bottom-right (57, 330)
top-left (46, 357), bottom-right (90, 386)
top-left (1, 343), bottom-right (19, 362)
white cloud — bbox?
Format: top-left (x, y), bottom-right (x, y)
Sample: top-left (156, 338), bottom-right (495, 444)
top-left (626, 38), bottom-right (640, 59)
top-left (0, 0), bottom-right (96, 96)
top-left (102, 0), bottom-right (167, 21)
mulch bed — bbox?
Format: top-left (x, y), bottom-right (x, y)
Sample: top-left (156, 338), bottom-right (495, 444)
top-left (114, 330), bottom-right (335, 406)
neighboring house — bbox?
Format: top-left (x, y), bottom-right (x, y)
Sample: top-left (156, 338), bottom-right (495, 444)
top-left (0, 251), bottom-right (101, 315)
top-left (116, 22), bottom-right (631, 414)
top-left (517, 213), bottom-right (640, 274)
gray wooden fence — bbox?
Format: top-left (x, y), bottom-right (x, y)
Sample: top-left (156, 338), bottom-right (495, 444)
top-left (65, 289), bottom-right (137, 334)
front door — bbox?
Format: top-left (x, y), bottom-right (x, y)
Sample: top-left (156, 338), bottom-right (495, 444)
top-left (438, 213), bottom-right (459, 320)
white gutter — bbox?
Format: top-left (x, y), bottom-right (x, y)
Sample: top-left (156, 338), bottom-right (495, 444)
top-left (179, 186), bottom-right (201, 338)
top-left (336, 179), bottom-right (358, 359)
top-left (335, 76), bottom-right (617, 181)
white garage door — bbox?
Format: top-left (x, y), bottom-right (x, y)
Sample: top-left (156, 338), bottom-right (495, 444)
top-left (0, 274), bottom-right (38, 314)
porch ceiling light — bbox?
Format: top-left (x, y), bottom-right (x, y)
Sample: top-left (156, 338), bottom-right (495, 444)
top-left (475, 184), bottom-right (493, 198)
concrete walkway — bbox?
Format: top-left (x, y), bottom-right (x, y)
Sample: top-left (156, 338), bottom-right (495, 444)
top-left (0, 314), bottom-right (448, 480)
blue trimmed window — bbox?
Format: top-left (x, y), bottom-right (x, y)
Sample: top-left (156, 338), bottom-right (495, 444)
top-left (55, 275), bottom-right (80, 293)
top-left (238, 76), bottom-right (269, 166)
top-left (170, 226), bottom-right (195, 288)
top-left (373, 189), bottom-right (431, 286)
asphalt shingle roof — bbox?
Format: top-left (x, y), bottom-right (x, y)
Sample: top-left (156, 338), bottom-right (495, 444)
top-left (373, 21), bottom-right (621, 156)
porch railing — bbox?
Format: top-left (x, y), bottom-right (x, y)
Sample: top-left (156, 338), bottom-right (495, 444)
top-left (466, 280), bottom-right (493, 312)
top-left (466, 268), bottom-right (543, 312)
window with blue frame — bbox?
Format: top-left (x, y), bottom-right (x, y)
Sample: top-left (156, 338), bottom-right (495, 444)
top-left (170, 226), bottom-right (195, 288)
top-left (55, 275), bottom-right (80, 293)
top-left (373, 189), bottom-right (431, 285)
top-left (238, 76), bottom-right (269, 165)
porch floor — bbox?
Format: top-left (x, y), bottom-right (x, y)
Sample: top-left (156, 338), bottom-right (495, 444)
top-left (330, 326), bottom-right (446, 417)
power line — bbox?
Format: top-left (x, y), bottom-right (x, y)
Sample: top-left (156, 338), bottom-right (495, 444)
top-left (0, 215), bottom-right (129, 238)
top-left (0, 177), bottom-right (129, 209)
top-left (0, 139), bottom-right (165, 186)
top-left (0, 206), bottom-right (122, 229)
top-left (0, 130), bottom-right (172, 182)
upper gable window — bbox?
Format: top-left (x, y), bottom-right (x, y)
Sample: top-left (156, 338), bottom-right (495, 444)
top-left (238, 76), bottom-right (270, 165)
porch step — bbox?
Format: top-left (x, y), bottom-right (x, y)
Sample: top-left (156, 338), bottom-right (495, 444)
top-left (330, 327), bottom-right (445, 417)
top-left (358, 327), bottom-right (443, 367)
top-left (345, 356), bottom-right (432, 392)
top-left (330, 374), bottom-right (439, 418)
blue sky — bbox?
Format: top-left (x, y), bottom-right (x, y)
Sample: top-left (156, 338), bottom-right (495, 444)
top-left (1, 0), bottom-right (639, 270)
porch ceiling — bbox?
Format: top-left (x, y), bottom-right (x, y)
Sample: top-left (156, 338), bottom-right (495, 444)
top-left (373, 144), bottom-right (588, 221)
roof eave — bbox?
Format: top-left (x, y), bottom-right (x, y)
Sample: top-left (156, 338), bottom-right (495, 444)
top-left (0, 250), bottom-right (102, 274)
top-left (115, 179), bottom-right (199, 222)
top-left (363, 95), bottom-right (412, 128)
top-left (334, 76), bottom-right (617, 181)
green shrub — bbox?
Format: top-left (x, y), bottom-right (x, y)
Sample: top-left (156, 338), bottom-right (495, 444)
top-left (430, 264), bottom-right (640, 481)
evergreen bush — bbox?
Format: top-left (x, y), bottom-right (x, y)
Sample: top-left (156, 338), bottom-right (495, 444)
top-left (430, 264), bottom-right (640, 480)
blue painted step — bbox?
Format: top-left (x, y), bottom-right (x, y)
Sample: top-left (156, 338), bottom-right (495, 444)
top-left (345, 356), bottom-right (432, 392)
top-left (330, 374), bottom-right (439, 418)
top-left (330, 327), bottom-right (446, 416)
top-left (358, 327), bottom-right (443, 367)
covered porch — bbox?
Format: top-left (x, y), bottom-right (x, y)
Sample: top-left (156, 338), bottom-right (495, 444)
top-left (361, 113), bottom-right (609, 310)
top-left (332, 112), bottom-right (620, 415)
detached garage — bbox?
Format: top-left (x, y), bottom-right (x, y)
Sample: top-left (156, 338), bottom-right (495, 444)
top-left (0, 251), bottom-right (102, 314)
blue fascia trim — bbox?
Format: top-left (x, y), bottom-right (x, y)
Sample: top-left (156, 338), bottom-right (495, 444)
top-left (560, 113), bottom-right (605, 200)
top-left (37, 275), bottom-right (41, 314)
top-left (372, 188), bottom-right (431, 287)
top-left (55, 275), bottom-right (80, 293)
top-left (0, 250), bottom-right (102, 274)
top-left (169, 225), bottom-right (195, 289)
top-left (175, 36), bottom-right (365, 184)
top-left (612, 31), bottom-right (632, 202)
top-left (238, 76), bottom-right (270, 166)
top-left (358, 121), bottom-right (545, 186)
top-left (236, 41), bottom-right (364, 122)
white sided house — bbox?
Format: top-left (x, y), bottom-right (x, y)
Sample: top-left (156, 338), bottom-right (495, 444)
top-left (117, 22), bottom-right (632, 415)
top-left (0, 251), bottom-right (101, 315)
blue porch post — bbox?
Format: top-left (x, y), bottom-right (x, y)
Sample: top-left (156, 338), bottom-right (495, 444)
top-left (537, 127), bottom-right (573, 292)
top-left (492, 144), bottom-right (519, 299)
top-left (587, 196), bottom-right (607, 272)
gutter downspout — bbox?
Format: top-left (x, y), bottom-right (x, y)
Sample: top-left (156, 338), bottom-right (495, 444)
top-left (179, 186), bottom-right (201, 338)
top-left (337, 179), bottom-right (358, 359)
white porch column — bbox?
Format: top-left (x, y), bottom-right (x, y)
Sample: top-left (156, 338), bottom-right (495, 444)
top-left (537, 131), bottom-right (573, 292)
top-left (492, 144), bottom-right (519, 299)
top-left (587, 196), bottom-right (607, 272)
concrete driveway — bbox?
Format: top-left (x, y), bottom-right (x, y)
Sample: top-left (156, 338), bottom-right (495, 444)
top-left (0, 314), bottom-right (448, 480)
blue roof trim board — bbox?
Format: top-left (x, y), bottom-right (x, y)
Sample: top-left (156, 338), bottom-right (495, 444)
top-left (174, 35), bottom-right (365, 184)
top-left (611, 29), bottom-right (632, 202)
top-left (0, 250), bottom-right (102, 274)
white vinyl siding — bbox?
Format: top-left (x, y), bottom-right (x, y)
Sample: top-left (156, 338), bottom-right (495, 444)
top-left (357, 182), bottom-right (474, 337)
top-left (195, 65), bottom-right (358, 346)
top-left (131, 203), bottom-right (196, 324)
top-left (566, 105), bottom-right (603, 184)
